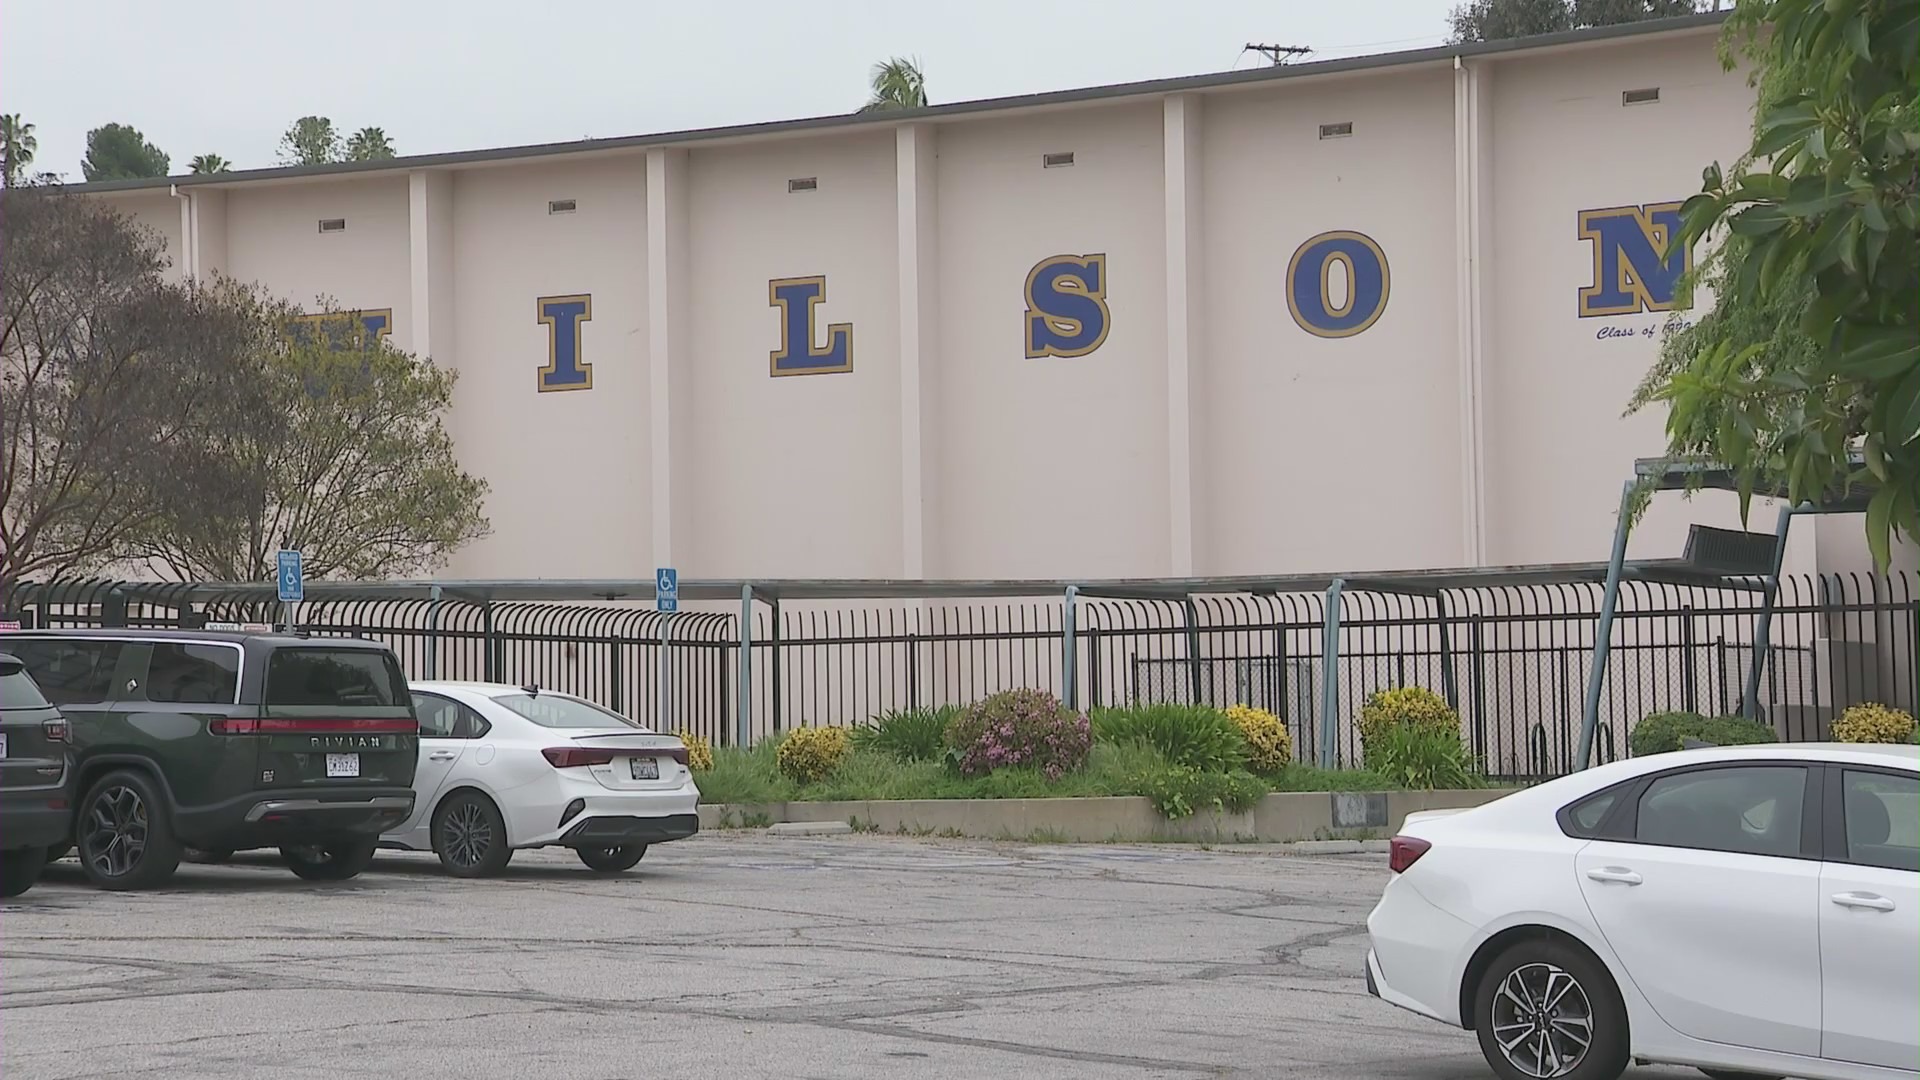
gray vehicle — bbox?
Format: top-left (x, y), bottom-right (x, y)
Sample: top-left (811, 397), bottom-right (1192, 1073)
top-left (1, 652), bottom-right (76, 898)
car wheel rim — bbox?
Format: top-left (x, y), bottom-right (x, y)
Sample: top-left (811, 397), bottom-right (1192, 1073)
top-left (1491, 962), bottom-right (1593, 1079)
top-left (83, 785), bottom-right (148, 879)
top-left (443, 803), bottom-right (492, 868)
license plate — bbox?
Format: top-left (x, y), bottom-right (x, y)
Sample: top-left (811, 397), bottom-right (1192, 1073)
top-left (325, 753), bottom-right (361, 778)
top-left (0, 732), bottom-right (8, 758)
top-left (629, 757), bottom-right (659, 780)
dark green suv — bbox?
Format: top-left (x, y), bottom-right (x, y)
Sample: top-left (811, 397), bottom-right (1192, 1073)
top-left (5, 629), bottom-right (419, 890)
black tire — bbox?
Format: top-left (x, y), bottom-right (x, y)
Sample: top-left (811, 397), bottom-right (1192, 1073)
top-left (44, 843), bottom-right (71, 863)
top-left (432, 792), bottom-right (513, 878)
top-left (576, 844), bottom-right (647, 874)
top-left (1473, 938), bottom-right (1629, 1080)
top-left (280, 839), bottom-right (379, 882)
top-left (1698, 1071), bottom-right (1783, 1080)
top-left (1, 847), bottom-right (47, 898)
top-left (183, 848), bottom-right (235, 865)
top-left (77, 769), bottom-right (182, 891)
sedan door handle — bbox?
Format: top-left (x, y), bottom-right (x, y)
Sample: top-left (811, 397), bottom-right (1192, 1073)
top-left (1585, 867), bottom-right (1643, 885)
top-left (1831, 892), bottom-right (1896, 912)
top-left (427, 752), bottom-right (457, 762)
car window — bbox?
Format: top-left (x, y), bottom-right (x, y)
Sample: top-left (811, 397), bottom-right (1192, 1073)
top-left (1636, 766), bottom-right (1807, 858)
top-left (0, 660), bottom-right (50, 709)
top-left (412, 693), bottom-right (462, 738)
top-left (2, 640), bottom-right (126, 706)
top-left (265, 648), bottom-right (407, 707)
top-left (491, 692), bottom-right (640, 729)
top-left (1563, 789), bottom-right (1621, 837)
top-left (143, 643), bottom-right (240, 704)
top-left (1841, 770), bottom-right (1918, 873)
top-left (456, 709), bottom-right (491, 739)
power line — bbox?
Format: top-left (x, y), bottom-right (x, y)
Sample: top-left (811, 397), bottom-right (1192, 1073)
top-left (1245, 43), bottom-right (1313, 66)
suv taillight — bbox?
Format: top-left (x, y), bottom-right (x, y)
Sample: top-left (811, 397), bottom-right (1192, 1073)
top-left (41, 718), bottom-right (70, 743)
top-left (1387, 835), bottom-right (1431, 874)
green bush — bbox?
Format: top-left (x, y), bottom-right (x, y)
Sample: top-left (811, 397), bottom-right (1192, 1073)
top-left (776, 726), bottom-right (852, 784)
top-left (1225, 704), bottom-right (1292, 775)
top-left (1131, 765), bottom-right (1268, 820)
top-left (944, 689), bottom-right (1092, 779)
top-left (1358, 686), bottom-right (1460, 752)
top-left (1629, 711), bottom-right (1778, 756)
top-left (1090, 703), bottom-right (1247, 772)
top-left (852, 705), bottom-right (957, 763)
top-left (1364, 725), bottom-right (1481, 790)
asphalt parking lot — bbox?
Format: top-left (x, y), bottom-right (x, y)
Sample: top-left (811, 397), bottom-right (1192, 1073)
top-left (3, 834), bottom-right (1704, 1080)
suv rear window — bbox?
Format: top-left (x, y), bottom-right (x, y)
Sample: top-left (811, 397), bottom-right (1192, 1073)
top-left (493, 693), bottom-right (640, 729)
top-left (3, 639), bottom-right (125, 706)
top-left (265, 648), bottom-right (407, 707)
top-left (0, 661), bottom-right (50, 709)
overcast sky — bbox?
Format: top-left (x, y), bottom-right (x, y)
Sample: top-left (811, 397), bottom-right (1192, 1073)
top-left (3, 0), bottom-right (1459, 178)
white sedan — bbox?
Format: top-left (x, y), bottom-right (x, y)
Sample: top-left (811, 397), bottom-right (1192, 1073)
top-left (1367, 742), bottom-right (1917, 1080)
top-left (381, 681), bottom-right (701, 876)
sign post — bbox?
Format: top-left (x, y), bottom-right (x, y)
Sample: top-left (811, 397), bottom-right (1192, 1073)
top-left (655, 568), bottom-right (678, 730)
top-left (276, 549), bottom-right (304, 632)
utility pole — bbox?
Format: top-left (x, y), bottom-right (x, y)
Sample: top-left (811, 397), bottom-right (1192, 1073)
top-left (1246, 43), bottom-right (1312, 66)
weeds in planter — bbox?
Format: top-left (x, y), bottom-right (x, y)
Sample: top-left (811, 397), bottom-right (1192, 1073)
top-left (1133, 765), bottom-right (1267, 820)
top-left (1091, 703), bottom-right (1247, 772)
top-left (853, 706), bottom-right (958, 763)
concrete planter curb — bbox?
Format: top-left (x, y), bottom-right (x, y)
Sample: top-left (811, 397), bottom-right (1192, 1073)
top-left (698, 788), bottom-right (1515, 844)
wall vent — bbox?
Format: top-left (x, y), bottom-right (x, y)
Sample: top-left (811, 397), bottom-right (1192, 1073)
top-left (548, 198), bottom-right (577, 214)
top-left (1042, 151), bottom-right (1076, 168)
top-left (788, 177), bottom-right (818, 193)
top-left (1623, 87), bottom-right (1661, 106)
top-left (1318, 121), bottom-right (1354, 140)
top-left (317, 218), bottom-right (347, 233)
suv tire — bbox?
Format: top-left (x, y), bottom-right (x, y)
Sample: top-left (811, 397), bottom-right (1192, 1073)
top-left (280, 839), bottom-right (379, 882)
top-left (2, 847), bottom-right (48, 897)
top-left (77, 769), bottom-right (183, 891)
top-left (433, 792), bottom-right (514, 878)
top-left (576, 845), bottom-right (647, 873)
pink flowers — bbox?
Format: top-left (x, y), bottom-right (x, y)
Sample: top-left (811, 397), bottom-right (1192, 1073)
top-left (945, 689), bottom-right (1091, 779)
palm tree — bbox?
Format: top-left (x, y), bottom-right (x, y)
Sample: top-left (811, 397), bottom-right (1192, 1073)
top-left (862, 57), bottom-right (928, 112)
top-left (189, 153), bottom-right (232, 174)
top-left (346, 126), bottom-right (396, 161)
top-left (1, 114), bottom-right (36, 185)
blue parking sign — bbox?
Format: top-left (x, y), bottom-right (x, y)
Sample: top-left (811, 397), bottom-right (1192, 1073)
top-left (277, 550), bottom-right (304, 603)
top-left (655, 567), bottom-right (678, 613)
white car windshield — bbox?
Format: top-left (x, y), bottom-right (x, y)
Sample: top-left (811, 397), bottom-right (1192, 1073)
top-left (493, 692), bottom-right (642, 729)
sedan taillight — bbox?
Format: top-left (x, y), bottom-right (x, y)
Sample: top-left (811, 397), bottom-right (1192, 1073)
top-left (1387, 835), bottom-right (1431, 874)
top-left (542, 747), bottom-right (617, 769)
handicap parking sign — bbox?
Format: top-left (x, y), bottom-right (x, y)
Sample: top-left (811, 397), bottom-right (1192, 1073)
top-left (277, 550), bottom-right (304, 603)
top-left (656, 567), bottom-right (678, 613)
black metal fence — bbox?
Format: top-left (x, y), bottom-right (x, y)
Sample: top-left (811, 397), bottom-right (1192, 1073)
top-left (3, 573), bottom-right (1913, 780)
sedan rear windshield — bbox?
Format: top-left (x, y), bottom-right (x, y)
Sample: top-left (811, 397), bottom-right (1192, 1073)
top-left (493, 693), bottom-right (640, 729)
top-left (265, 648), bottom-right (407, 707)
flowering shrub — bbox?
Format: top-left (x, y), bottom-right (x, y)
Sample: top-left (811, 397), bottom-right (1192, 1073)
top-left (776, 726), bottom-right (852, 784)
top-left (1225, 704), bottom-right (1292, 775)
top-left (1833, 703), bottom-right (1916, 744)
top-left (673, 731), bottom-right (714, 772)
top-left (1358, 687), bottom-right (1459, 753)
top-left (944, 689), bottom-right (1091, 780)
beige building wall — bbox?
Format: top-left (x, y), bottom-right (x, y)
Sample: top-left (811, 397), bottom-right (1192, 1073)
top-left (78, 16), bottom-right (1869, 586)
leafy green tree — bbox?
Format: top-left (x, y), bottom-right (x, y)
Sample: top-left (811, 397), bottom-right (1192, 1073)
top-left (1, 114), bottom-right (35, 185)
top-left (1449, 0), bottom-right (1706, 41)
top-left (279, 116), bottom-right (341, 165)
top-left (80, 123), bottom-right (170, 181)
top-left (189, 154), bottom-right (232, 174)
top-left (133, 297), bottom-right (490, 581)
top-left (345, 127), bottom-right (396, 161)
top-left (1645, 0), bottom-right (1919, 569)
top-left (861, 57), bottom-right (928, 112)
